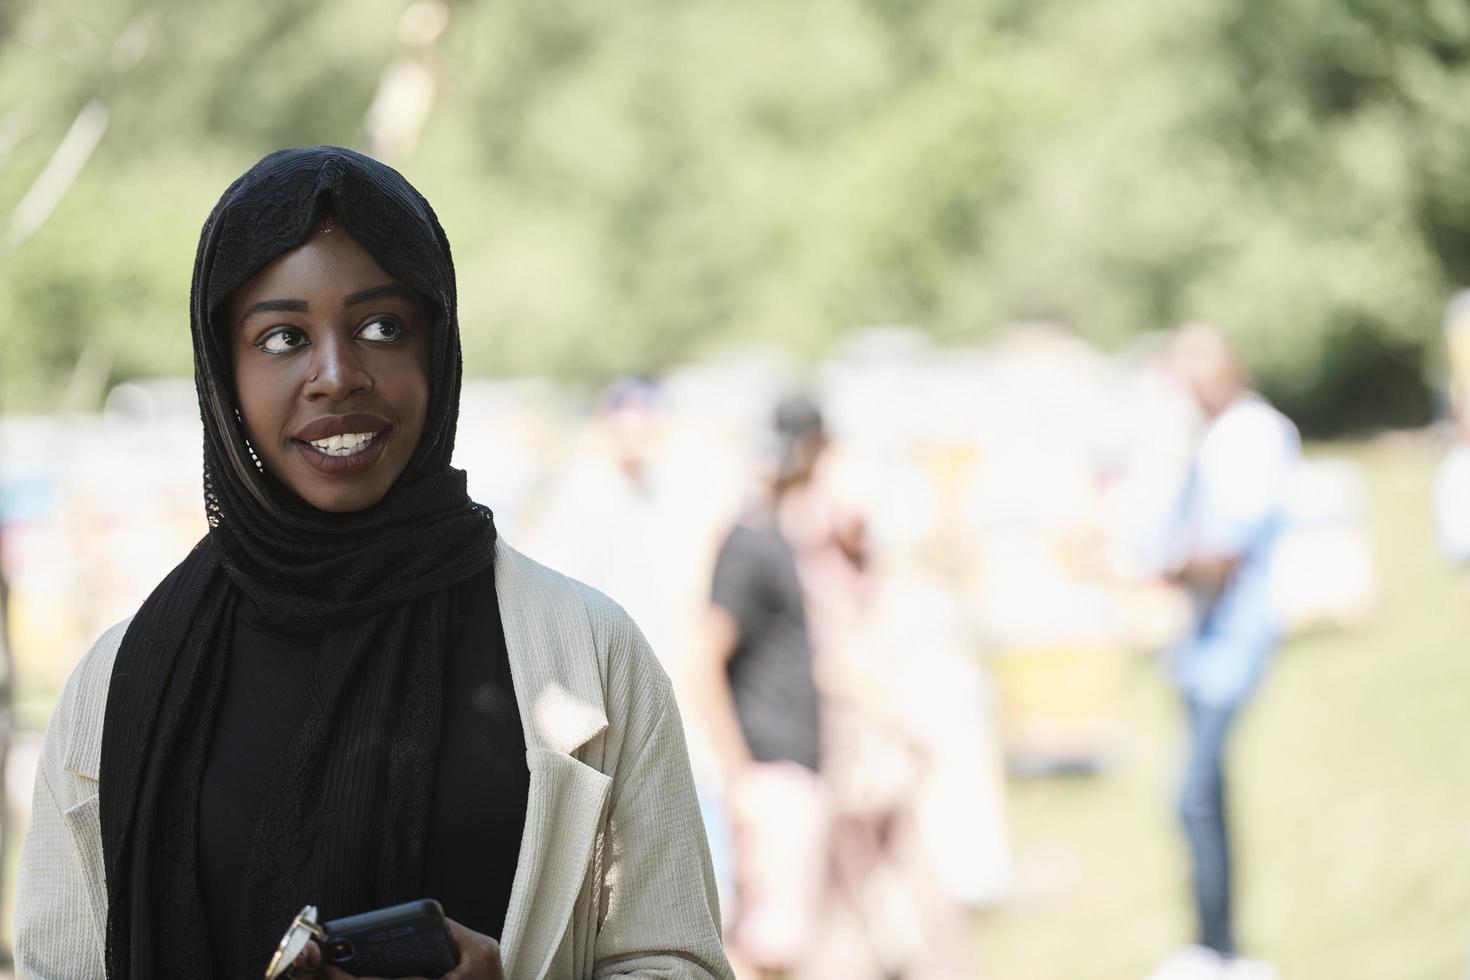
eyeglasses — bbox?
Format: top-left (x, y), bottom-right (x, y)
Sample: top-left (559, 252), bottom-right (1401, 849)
top-left (264, 905), bottom-right (326, 979)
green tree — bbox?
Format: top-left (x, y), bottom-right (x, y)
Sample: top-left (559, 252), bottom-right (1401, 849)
top-left (3, 0), bottom-right (1470, 432)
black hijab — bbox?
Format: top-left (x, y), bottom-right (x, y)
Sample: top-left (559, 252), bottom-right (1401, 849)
top-left (97, 146), bottom-right (498, 979)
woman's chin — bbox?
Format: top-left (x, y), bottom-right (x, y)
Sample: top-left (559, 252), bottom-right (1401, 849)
top-left (280, 470), bottom-right (395, 514)
top-left (276, 437), bottom-right (402, 512)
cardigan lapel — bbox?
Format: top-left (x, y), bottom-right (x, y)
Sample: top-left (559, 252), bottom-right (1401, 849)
top-left (495, 540), bottom-right (613, 980)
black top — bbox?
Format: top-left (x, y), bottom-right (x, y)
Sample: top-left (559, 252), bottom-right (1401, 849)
top-left (710, 519), bottom-right (822, 772)
top-left (198, 567), bottom-right (527, 975)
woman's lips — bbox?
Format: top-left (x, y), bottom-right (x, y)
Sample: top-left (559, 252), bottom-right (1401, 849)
top-left (293, 427), bottom-right (390, 477)
top-left (294, 413), bottom-right (390, 443)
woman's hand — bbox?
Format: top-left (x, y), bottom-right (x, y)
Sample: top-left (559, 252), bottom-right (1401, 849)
top-left (436, 920), bottom-right (506, 980)
top-left (294, 918), bottom-right (506, 980)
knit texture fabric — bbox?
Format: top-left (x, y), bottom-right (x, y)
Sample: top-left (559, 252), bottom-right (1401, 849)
top-left (97, 146), bottom-right (497, 979)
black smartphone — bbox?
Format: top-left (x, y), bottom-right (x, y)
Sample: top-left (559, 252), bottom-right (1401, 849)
top-left (321, 898), bottom-right (458, 978)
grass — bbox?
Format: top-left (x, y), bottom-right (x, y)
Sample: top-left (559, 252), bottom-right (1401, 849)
top-left (972, 433), bottom-right (1470, 979)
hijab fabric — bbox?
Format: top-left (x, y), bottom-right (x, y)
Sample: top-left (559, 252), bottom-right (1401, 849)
top-left (97, 146), bottom-right (498, 978)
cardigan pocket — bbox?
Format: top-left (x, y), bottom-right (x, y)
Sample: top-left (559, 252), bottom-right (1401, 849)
top-left (60, 792), bottom-right (108, 951)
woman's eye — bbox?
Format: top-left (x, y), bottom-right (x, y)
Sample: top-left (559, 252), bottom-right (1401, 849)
top-left (358, 318), bottom-right (404, 343)
top-left (259, 327), bottom-right (307, 354)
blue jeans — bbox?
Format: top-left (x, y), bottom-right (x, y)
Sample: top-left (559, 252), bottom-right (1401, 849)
top-left (1178, 697), bottom-right (1241, 956)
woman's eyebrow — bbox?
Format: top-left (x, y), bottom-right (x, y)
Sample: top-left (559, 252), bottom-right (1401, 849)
top-left (240, 298), bottom-right (309, 320)
top-left (344, 283), bottom-right (412, 308)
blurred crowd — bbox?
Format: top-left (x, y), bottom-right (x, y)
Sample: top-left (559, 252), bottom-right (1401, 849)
top-left (0, 323), bottom-right (1380, 977)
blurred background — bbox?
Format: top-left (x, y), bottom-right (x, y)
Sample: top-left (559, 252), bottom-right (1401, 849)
top-left (1, 1), bottom-right (1469, 978)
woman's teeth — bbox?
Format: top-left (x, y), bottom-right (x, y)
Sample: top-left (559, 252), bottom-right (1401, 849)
top-left (307, 432), bottom-right (378, 457)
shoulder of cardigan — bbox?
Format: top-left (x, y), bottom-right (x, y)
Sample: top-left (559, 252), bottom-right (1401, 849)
top-left (493, 536), bottom-right (611, 758)
top-left (61, 617), bottom-right (132, 782)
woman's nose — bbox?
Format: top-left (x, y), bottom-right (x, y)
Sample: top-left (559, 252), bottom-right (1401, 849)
top-left (304, 334), bottom-right (373, 401)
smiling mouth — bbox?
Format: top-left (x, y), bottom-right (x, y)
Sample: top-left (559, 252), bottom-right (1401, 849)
top-left (292, 427), bottom-right (391, 477)
top-left (304, 430), bottom-right (380, 457)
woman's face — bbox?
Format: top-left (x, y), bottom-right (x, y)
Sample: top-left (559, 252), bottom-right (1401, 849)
top-left (229, 220), bottom-right (432, 513)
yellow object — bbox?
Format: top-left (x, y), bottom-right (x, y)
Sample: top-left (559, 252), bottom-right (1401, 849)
top-left (993, 642), bottom-right (1129, 771)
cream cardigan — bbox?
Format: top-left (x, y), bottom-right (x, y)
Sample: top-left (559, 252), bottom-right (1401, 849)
top-left (15, 538), bottom-right (733, 980)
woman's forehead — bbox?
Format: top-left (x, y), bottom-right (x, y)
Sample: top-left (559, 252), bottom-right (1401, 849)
top-left (234, 226), bottom-right (395, 296)
top-left (205, 162), bottom-right (445, 316)
top-left (217, 211), bottom-right (437, 330)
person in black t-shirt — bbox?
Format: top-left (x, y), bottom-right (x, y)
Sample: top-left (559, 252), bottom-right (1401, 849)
top-left (689, 395), bottom-right (828, 977)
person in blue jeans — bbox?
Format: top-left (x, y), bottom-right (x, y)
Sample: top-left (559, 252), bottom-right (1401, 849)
top-left (1151, 325), bottom-right (1299, 980)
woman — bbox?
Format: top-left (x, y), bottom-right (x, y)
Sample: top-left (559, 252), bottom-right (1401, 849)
top-left (14, 146), bottom-right (731, 980)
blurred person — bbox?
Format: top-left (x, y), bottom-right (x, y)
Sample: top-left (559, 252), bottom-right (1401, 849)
top-left (1434, 291), bottom-right (1470, 565)
top-left (688, 395), bottom-right (828, 978)
top-left (1149, 324), bottom-right (1299, 980)
top-left (1443, 289), bottom-right (1470, 423)
top-left (1432, 440), bottom-right (1470, 564)
top-left (14, 147), bottom-right (731, 980)
top-left (0, 512), bottom-right (11, 969)
top-left (525, 376), bottom-right (689, 658)
top-left (780, 409), bottom-right (980, 979)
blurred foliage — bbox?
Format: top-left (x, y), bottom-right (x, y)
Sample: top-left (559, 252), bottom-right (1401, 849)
top-left (1, 0), bottom-right (1468, 431)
